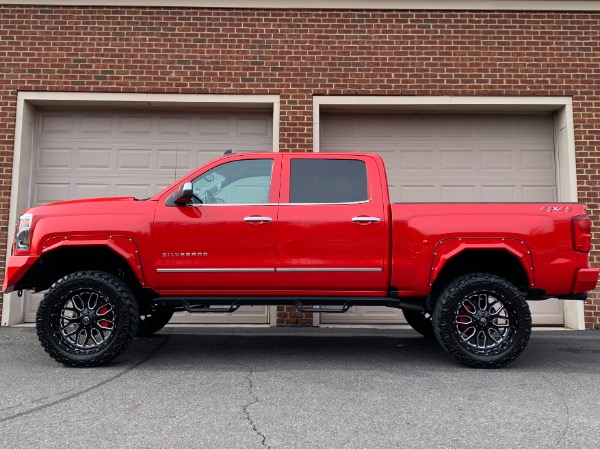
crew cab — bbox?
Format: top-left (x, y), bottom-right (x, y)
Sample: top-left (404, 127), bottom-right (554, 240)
top-left (3, 152), bottom-right (598, 368)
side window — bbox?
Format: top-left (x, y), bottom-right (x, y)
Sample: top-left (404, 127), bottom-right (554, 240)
top-left (191, 159), bottom-right (273, 204)
top-left (290, 159), bottom-right (368, 204)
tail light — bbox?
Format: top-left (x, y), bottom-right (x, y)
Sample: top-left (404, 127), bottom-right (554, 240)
top-left (572, 215), bottom-right (591, 253)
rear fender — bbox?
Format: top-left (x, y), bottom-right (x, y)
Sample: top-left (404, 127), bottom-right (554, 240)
top-left (429, 238), bottom-right (534, 288)
top-left (42, 235), bottom-right (145, 286)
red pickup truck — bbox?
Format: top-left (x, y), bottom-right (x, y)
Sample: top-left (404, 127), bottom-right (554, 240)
top-left (3, 152), bottom-right (598, 368)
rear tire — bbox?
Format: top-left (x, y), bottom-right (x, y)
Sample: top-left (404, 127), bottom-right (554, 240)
top-left (432, 273), bottom-right (531, 368)
top-left (36, 271), bottom-right (139, 367)
top-left (403, 310), bottom-right (434, 338)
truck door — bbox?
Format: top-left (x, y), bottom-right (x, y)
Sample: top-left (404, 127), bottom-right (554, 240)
top-left (276, 155), bottom-right (388, 292)
top-left (153, 156), bottom-right (280, 292)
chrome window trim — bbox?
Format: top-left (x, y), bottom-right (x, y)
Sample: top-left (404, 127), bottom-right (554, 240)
top-left (183, 200), bottom-right (371, 206)
top-left (279, 199), bottom-right (371, 206)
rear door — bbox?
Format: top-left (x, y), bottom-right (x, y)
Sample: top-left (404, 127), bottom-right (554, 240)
top-left (276, 155), bottom-right (389, 293)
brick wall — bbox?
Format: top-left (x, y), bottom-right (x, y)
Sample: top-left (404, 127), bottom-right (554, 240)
top-left (0, 6), bottom-right (599, 327)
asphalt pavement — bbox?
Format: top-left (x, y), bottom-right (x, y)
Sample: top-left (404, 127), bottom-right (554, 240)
top-left (0, 325), bottom-right (599, 449)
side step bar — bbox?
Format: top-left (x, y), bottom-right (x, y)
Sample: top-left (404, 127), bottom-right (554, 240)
top-left (154, 296), bottom-right (425, 314)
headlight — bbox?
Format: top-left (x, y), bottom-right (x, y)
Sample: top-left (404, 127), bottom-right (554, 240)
top-left (15, 213), bottom-right (33, 252)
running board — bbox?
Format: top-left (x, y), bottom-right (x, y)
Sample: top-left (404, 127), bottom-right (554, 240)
top-left (154, 296), bottom-right (425, 314)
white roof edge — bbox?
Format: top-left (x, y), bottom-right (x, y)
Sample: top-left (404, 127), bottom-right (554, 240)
top-left (2, 1), bottom-right (600, 12)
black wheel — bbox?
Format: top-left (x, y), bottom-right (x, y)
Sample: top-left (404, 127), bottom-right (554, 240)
top-left (432, 273), bottom-right (532, 368)
top-left (403, 310), bottom-right (434, 338)
top-left (137, 306), bottom-right (175, 337)
top-left (36, 271), bottom-right (139, 367)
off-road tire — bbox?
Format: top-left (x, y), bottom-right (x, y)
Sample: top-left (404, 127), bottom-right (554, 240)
top-left (36, 271), bottom-right (139, 367)
top-left (137, 307), bottom-right (175, 337)
top-left (432, 273), bottom-right (532, 368)
top-left (403, 310), bottom-right (434, 339)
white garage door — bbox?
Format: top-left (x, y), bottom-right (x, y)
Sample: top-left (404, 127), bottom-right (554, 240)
top-left (320, 113), bottom-right (563, 326)
top-left (24, 108), bottom-right (274, 324)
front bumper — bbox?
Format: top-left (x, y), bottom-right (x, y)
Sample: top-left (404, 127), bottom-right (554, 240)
top-left (2, 255), bottom-right (39, 293)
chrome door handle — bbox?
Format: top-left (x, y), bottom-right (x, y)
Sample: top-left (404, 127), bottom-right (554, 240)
top-left (352, 216), bottom-right (381, 224)
top-left (244, 216), bottom-right (273, 224)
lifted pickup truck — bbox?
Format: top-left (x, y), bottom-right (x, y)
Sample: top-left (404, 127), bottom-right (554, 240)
top-left (3, 152), bottom-right (598, 368)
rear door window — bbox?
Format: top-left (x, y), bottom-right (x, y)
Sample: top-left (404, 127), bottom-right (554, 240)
top-left (289, 159), bottom-right (368, 204)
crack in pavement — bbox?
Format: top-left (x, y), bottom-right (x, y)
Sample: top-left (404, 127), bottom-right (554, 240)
top-left (240, 363), bottom-right (270, 449)
top-left (0, 331), bottom-right (172, 424)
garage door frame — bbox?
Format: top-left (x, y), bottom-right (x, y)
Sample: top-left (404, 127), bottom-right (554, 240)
top-left (313, 95), bottom-right (584, 330)
top-left (2, 92), bottom-right (280, 326)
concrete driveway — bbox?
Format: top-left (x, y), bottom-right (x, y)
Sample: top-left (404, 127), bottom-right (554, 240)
top-left (0, 326), bottom-right (598, 449)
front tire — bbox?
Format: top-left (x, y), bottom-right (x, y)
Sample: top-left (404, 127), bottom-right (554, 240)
top-left (36, 271), bottom-right (139, 367)
top-left (432, 273), bottom-right (532, 368)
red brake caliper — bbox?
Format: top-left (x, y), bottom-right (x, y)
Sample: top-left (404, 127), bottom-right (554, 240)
top-left (97, 300), bottom-right (112, 328)
top-left (457, 303), bottom-right (474, 331)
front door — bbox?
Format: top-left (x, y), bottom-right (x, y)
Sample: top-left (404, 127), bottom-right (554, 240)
top-left (153, 157), bottom-right (279, 293)
top-left (276, 156), bottom-right (388, 293)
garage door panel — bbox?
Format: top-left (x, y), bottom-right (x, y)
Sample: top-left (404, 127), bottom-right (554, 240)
top-left (28, 108), bottom-right (273, 325)
top-left (33, 183), bottom-right (71, 205)
top-left (158, 116), bottom-right (194, 136)
top-left (117, 148), bottom-right (154, 170)
top-left (481, 151), bottom-right (515, 171)
top-left (398, 185), bottom-right (436, 202)
top-left (520, 150), bottom-right (556, 173)
top-left (77, 148), bottom-right (113, 170)
top-left (440, 150), bottom-right (475, 172)
top-left (522, 185), bottom-right (557, 202)
top-left (399, 118), bottom-right (433, 137)
top-left (321, 113), bottom-right (562, 326)
top-left (119, 115), bottom-right (153, 135)
top-left (39, 113), bottom-right (75, 134)
top-left (37, 147), bottom-right (72, 169)
top-left (441, 185), bottom-right (476, 202)
top-left (481, 185), bottom-right (518, 202)
top-left (400, 150), bottom-right (434, 172)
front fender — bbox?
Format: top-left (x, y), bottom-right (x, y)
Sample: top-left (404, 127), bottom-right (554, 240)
top-left (41, 235), bottom-right (145, 286)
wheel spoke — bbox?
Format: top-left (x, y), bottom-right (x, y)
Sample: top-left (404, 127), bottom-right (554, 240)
top-left (455, 315), bottom-right (473, 324)
top-left (90, 328), bottom-right (102, 345)
top-left (477, 294), bottom-right (488, 311)
top-left (463, 298), bottom-right (477, 315)
top-left (62, 324), bottom-right (80, 338)
top-left (87, 292), bottom-right (99, 310)
top-left (477, 330), bottom-right (487, 348)
top-left (96, 304), bottom-right (113, 317)
top-left (60, 311), bottom-right (79, 321)
top-left (98, 320), bottom-right (114, 330)
top-left (460, 326), bottom-right (476, 342)
top-left (71, 295), bottom-right (85, 312)
top-left (487, 328), bottom-right (503, 343)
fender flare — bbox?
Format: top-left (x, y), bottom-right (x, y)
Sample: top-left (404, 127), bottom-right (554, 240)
top-left (429, 238), bottom-right (534, 288)
top-left (41, 235), bottom-right (146, 286)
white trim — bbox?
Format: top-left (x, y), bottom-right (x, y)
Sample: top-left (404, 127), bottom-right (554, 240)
top-left (3, 1), bottom-right (600, 11)
top-left (314, 95), bottom-right (584, 330)
top-left (2, 92), bottom-right (280, 326)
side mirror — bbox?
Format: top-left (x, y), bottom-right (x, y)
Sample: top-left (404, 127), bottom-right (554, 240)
top-left (171, 182), bottom-right (194, 206)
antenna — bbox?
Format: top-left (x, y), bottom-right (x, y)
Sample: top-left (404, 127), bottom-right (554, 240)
top-left (223, 149), bottom-right (234, 155)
